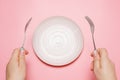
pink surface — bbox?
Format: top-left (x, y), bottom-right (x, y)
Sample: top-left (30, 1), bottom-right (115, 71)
top-left (0, 0), bottom-right (120, 80)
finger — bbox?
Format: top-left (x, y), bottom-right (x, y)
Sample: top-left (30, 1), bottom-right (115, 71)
top-left (93, 51), bottom-right (100, 70)
top-left (90, 50), bottom-right (100, 69)
top-left (19, 49), bottom-right (28, 67)
top-left (97, 48), bottom-right (111, 68)
top-left (90, 61), bottom-right (94, 71)
top-left (91, 50), bottom-right (98, 58)
top-left (24, 50), bottom-right (29, 55)
top-left (90, 52), bottom-right (94, 57)
top-left (19, 52), bottom-right (26, 67)
top-left (11, 48), bottom-right (20, 61)
top-left (97, 48), bottom-right (108, 59)
top-left (20, 49), bottom-right (29, 55)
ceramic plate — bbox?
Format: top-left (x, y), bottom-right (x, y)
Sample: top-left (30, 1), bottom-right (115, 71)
top-left (33, 16), bottom-right (83, 66)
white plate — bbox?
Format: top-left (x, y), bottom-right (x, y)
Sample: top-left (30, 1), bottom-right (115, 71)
top-left (33, 16), bottom-right (83, 66)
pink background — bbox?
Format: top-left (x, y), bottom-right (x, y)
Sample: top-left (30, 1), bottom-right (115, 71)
top-left (0, 0), bottom-right (120, 80)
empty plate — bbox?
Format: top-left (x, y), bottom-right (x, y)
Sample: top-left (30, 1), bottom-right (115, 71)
top-left (33, 16), bottom-right (84, 66)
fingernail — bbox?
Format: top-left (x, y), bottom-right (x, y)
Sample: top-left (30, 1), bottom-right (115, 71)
top-left (25, 51), bottom-right (28, 55)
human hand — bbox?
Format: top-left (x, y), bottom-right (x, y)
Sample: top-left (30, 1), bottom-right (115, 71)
top-left (6, 48), bottom-right (28, 80)
top-left (91, 48), bottom-right (117, 80)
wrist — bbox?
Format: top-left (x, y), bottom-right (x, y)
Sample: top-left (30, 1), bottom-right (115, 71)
top-left (7, 77), bottom-right (25, 80)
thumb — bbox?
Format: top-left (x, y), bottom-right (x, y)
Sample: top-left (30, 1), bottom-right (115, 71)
top-left (93, 50), bottom-right (100, 70)
top-left (19, 51), bottom-right (26, 68)
top-left (19, 50), bottom-right (28, 67)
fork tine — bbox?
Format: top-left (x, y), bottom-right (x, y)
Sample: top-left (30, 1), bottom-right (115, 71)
top-left (85, 16), bottom-right (96, 51)
top-left (85, 16), bottom-right (95, 34)
top-left (24, 17), bottom-right (32, 32)
top-left (85, 16), bottom-right (95, 27)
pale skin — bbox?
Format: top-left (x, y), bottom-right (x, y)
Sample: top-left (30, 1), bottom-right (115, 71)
top-left (90, 48), bottom-right (117, 80)
top-left (6, 48), bottom-right (117, 80)
top-left (6, 48), bottom-right (28, 80)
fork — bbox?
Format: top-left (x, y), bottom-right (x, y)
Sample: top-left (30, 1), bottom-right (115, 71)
top-left (20, 17), bottom-right (32, 53)
top-left (85, 16), bottom-right (97, 54)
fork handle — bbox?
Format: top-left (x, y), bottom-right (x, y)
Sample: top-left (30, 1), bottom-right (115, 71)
top-left (20, 47), bottom-right (24, 54)
top-left (94, 50), bottom-right (97, 56)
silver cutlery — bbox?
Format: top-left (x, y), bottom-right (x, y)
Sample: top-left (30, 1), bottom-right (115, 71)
top-left (20, 17), bottom-right (32, 52)
top-left (85, 16), bottom-right (97, 54)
